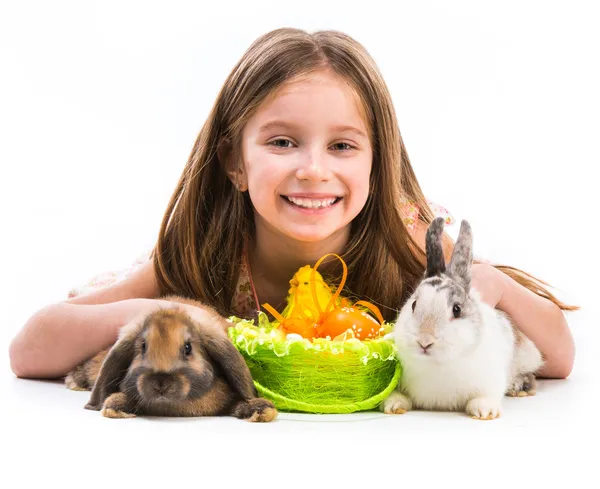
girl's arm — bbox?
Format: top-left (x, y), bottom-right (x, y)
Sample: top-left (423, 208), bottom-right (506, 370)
top-left (9, 299), bottom-right (165, 379)
top-left (472, 263), bottom-right (575, 379)
top-left (9, 260), bottom-right (164, 379)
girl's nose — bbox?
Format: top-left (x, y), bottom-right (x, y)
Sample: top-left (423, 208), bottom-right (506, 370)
top-left (295, 150), bottom-right (333, 181)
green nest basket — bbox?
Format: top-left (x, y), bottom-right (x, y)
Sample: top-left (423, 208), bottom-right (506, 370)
top-left (227, 313), bottom-right (401, 414)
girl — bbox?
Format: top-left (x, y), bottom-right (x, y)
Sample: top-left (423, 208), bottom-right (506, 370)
top-left (9, 28), bottom-right (576, 381)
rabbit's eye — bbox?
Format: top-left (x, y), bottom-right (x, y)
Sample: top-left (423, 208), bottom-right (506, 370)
top-left (411, 300), bottom-right (417, 312)
top-left (141, 341), bottom-right (146, 355)
top-left (452, 304), bottom-right (462, 318)
top-left (184, 342), bottom-right (192, 356)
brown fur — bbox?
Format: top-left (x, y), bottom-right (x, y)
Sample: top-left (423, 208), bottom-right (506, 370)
top-left (117, 377), bottom-right (238, 418)
top-left (232, 398), bottom-right (279, 423)
top-left (144, 311), bottom-right (189, 371)
top-left (65, 295), bottom-right (228, 390)
top-left (102, 392), bottom-right (136, 418)
top-left (506, 372), bottom-right (537, 397)
top-left (65, 349), bottom-right (108, 391)
top-left (67, 296), bottom-right (277, 421)
top-left (512, 325), bottom-right (526, 347)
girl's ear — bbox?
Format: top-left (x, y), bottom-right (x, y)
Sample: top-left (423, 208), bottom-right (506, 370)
top-left (219, 138), bottom-right (247, 192)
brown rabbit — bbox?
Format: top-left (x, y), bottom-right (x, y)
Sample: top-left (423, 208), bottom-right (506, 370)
top-left (65, 296), bottom-right (277, 422)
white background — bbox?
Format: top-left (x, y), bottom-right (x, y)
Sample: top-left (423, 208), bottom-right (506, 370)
top-left (1, 1), bottom-right (598, 488)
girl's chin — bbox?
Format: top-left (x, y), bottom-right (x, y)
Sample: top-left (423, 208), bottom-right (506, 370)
top-left (277, 223), bottom-right (350, 244)
top-left (282, 230), bottom-right (337, 243)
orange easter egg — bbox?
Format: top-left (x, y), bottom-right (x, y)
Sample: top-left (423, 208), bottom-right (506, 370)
top-left (316, 307), bottom-right (382, 340)
top-left (282, 318), bottom-right (317, 339)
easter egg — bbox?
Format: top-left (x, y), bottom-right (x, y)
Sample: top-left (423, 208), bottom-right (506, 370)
top-left (281, 318), bottom-right (317, 339)
top-left (316, 307), bottom-right (382, 340)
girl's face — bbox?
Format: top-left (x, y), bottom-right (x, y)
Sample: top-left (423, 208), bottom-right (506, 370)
top-left (241, 71), bottom-right (373, 243)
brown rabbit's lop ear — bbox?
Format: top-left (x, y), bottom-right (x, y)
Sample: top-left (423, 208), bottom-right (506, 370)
top-left (84, 322), bottom-right (142, 411)
top-left (200, 318), bottom-right (257, 401)
top-left (448, 220), bottom-right (474, 291)
top-left (425, 217), bottom-right (447, 278)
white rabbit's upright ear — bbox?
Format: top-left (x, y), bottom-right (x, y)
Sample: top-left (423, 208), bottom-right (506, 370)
top-left (448, 220), bottom-right (473, 291)
top-left (425, 217), bottom-right (447, 278)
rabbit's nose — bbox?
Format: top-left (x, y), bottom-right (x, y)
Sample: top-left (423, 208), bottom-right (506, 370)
top-left (417, 334), bottom-right (436, 353)
top-left (151, 373), bottom-right (172, 395)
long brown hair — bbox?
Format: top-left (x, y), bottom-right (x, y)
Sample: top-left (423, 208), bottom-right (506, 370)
top-left (153, 28), bottom-right (577, 320)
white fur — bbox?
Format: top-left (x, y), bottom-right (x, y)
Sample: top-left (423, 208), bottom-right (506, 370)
top-left (512, 332), bottom-right (544, 378)
top-left (383, 284), bottom-right (543, 418)
top-left (382, 391), bottom-right (412, 414)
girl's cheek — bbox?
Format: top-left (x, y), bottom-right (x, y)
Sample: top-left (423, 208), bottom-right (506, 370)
top-left (349, 177), bottom-right (370, 199)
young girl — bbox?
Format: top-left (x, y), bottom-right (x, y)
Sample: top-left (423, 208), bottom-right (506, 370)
top-left (9, 28), bottom-right (576, 381)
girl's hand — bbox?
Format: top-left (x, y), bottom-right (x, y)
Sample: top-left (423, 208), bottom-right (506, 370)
top-left (470, 263), bottom-right (507, 308)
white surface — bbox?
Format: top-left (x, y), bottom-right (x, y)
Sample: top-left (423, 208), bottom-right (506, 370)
top-left (1, 1), bottom-right (598, 487)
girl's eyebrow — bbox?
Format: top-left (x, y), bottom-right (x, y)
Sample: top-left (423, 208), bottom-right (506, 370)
top-left (330, 125), bottom-right (369, 139)
top-left (258, 120), bottom-right (298, 134)
top-left (258, 120), bottom-right (368, 139)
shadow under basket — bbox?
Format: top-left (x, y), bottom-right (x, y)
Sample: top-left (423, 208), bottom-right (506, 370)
top-left (228, 315), bottom-right (402, 414)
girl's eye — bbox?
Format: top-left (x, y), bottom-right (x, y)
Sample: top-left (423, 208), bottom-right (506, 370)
top-left (411, 300), bottom-right (417, 312)
top-left (269, 139), bottom-right (293, 148)
top-left (184, 342), bottom-right (192, 356)
top-left (141, 341), bottom-right (146, 355)
top-left (331, 142), bottom-right (353, 151)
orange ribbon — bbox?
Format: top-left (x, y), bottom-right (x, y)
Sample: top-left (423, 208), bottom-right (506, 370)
top-left (262, 253), bottom-right (384, 339)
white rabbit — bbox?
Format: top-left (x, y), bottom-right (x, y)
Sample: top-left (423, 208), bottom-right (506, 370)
top-left (382, 218), bottom-right (543, 420)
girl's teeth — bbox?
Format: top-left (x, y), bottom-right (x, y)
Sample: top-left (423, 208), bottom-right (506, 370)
top-left (287, 197), bottom-right (337, 209)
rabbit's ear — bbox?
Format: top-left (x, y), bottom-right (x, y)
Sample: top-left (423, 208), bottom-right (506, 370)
top-left (201, 323), bottom-right (257, 401)
top-left (425, 217), bottom-right (447, 278)
top-left (448, 220), bottom-right (473, 290)
top-left (84, 330), bottom-right (138, 411)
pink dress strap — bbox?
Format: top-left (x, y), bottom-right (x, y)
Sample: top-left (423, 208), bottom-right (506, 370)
top-left (231, 243), bottom-right (261, 318)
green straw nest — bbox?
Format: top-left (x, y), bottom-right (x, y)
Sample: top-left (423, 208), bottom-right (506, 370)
top-left (228, 313), bottom-right (402, 414)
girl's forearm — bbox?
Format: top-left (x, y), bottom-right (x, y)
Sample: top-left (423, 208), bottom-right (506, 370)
top-left (497, 272), bottom-right (575, 379)
top-left (9, 299), bottom-right (159, 379)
